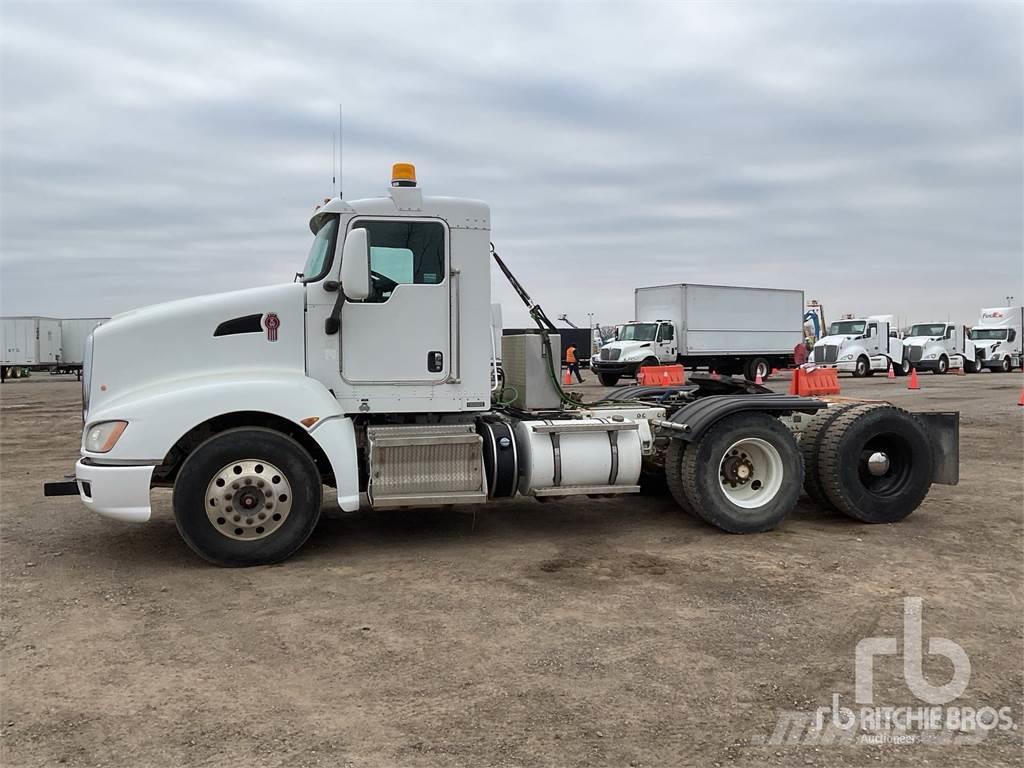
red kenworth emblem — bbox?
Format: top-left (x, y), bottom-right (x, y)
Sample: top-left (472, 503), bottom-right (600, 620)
top-left (264, 313), bottom-right (280, 342)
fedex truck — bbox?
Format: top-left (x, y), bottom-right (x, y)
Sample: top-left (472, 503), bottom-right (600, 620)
top-left (970, 306), bottom-right (1023, 372)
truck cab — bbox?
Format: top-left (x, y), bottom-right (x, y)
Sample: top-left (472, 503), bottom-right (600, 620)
top-left (591, 320), bottom-right (677, 385)
top-left (811, 315), bottom-right (907, 377)
top-left (970, 306), bottom-right (1023, 372)
top-left (902, 322), bottom-right (975, 374)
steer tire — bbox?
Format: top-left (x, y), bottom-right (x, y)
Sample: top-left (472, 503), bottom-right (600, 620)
top-left (817, 406), bottom-right (933, 524)
top-left (597, 373), bottom-right (619, 387)
top-left (800, 403), bottom-right (880, 510)
top-left (744, 356), bottom-right (770, 382)
top-left (935, 355), bottom-right (949, 375)
top-left (664, 438), bottom-right (695, 516)
top-left (173, 427), bottom-right (323, 567)
top-left (679, 412), bottom-right (803, 533)
top-left (853, 356), bottom-right (870, 378)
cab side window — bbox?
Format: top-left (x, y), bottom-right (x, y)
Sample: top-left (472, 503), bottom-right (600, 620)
top-left (351, 220), bottom-right (445, 302)
top-left (1009, 329), bottom-right (1017, 342)
top-left (867, 323), bottom-right (877, 337)
top-left (657, 323), bottom-right (674, 342)
top-left (944, 326), bottom-right (953, 339)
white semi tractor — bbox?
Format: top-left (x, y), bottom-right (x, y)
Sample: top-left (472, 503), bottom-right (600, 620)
top-left (970, 306), bottom-right (1023, 373)
top-left (810, 315), bottom-right (908, 377)
top-left (44, 164), bottom-right (959, 566)
top-left (902, 322), bottom-right (975, 374)
top-left (591, 284), bottom-right (803, 386)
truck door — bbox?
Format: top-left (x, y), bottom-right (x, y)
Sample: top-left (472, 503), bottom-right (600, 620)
top-left (656, 322), bottom-right (676, 360)
top-left (867, 322), bottom-right (880, 354)
top-left (340, 217), bottom-right (451, 383)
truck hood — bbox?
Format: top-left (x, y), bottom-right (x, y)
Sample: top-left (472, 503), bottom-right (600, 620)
top-left (599, 340), bottom-right (654, 359)
top-left (815, 334), bottom-right (858, 347)
top-left (903, 335), bottom-right (941, 346)
top-left (87, 283), bottom-right (307, 416)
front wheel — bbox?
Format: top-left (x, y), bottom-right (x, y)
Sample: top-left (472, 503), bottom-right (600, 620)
top-left (674, 413), bottom-right (803, 533)
top-left (597, 372), bottom-right (619, 387)
top-left (173, 427), bottom-right (323, 566)
top-left (894, 357), bottom-right (911, 376)
top-left (935, 355), bottom-right (949, 375)
top-left (998, 356), bottom-right (1012, 373)
top-left (967, 357), bottom-right (984, 373)
top-left (853, 356), bottom-right (870, 378)
top-left (745, 357), bottom-right (770, 382)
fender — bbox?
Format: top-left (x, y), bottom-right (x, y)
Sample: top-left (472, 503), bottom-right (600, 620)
top-left (666, 394), bottom-right (826, 443)
top-left (81, 371), bottom-right (360, 512)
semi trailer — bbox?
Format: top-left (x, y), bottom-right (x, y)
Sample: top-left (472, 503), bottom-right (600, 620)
top-left (902, 322), bottom-right (975, 374)
top-left (969, 306), bottom-right (1023, 372)
top-left (44, 164), bottom-right (959, 566)
top-left (591, 284), bottom-right (804, 386)
top-left (1, 316), bottom-right (61, 381)
top-left (810, 315), bottom-right (908, 377)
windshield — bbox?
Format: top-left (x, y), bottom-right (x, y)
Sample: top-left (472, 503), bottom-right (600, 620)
top-left (908, 324), bottom-right (947, 338)
top-left (829, 321), bottom-right (866, 336)
top-left (302, 215), bottom-right (339, 282)
top-left (619, 323), bottom-right (658, 342)
top-left (971, 328), bottom-right (1007, 340)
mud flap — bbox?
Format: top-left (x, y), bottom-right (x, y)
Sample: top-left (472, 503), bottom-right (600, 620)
top-left (916, 411), bottom-right (959, 485)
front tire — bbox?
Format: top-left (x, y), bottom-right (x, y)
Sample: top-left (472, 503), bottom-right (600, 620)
top-left (745, 356), bottom-right (770, 382)
top-left (999, 356), bottom-right (1012, 373)
top-left (173, 428), bottom-right (323, 566)
top-left (597, 372), bottom-right (619, 387)
top-left (853, 356), bottom-right (870, 378)
top-left (935, 355), bottom-right (949, 375)
top-left (676, 413), bottom-right (803, 533)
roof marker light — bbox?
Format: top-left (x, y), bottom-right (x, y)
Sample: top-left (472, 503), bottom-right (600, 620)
top-left (391, 163), bottom-right (417, 188)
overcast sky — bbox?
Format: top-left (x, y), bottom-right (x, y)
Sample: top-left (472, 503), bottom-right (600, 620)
top-left (1, 1), bottom-right (1021, 330)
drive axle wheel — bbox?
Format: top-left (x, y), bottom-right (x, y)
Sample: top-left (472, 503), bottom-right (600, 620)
top-left (800, 403), bottom-right (881, 510)
top-left (676, 412), bottom-right (803, 533)
top-left (817, 405), bottom-right (933, 523)
top-left (174, 428), bottom-right (322, 566)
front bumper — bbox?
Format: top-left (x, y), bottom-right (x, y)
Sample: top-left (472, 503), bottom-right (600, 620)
top-left (813, 361), bottom-right (857, 373)
top-left (591, 360), bottom-right (641, 377)
top-left (45, 460), bottom-right (154, 522)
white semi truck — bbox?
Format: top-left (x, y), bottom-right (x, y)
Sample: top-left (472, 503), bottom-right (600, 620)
top-left (810, 315), bottom-right (908, 377)
top-left (44, 165), bottom-right (959, 566)
top-left (591, 284), bottom-right (803, 386)
top-left (969, 306), bottom-right (1023, 373)
top-left (902, 322), bottom-right (975, 374)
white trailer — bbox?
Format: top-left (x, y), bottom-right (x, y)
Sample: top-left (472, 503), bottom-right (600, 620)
top-left (60, 318), bottom-right (108, 366)
top-left (970, 306), bottom-right (1023, 372)
top-left (43, 163), bottom-right (959, 566)
top-left (591, 284), bottom-right (804, 385)
top-left (902, 322), bottom-right (975, 374)
top-left (1, 317), bottom-right (62, 380)
top-left (811, 315), bottom-right (907, 377)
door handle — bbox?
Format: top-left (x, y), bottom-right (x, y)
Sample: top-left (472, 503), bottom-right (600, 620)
top-left (427, 351), bottom-right (444, 373)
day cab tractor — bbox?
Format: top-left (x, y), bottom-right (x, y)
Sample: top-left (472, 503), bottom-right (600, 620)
top-left (811, 315), bottom-right (908, 377)
top-left (44, 164), bottom-right (960, 566)
top-left (902, 322), bottom-right (975, 375)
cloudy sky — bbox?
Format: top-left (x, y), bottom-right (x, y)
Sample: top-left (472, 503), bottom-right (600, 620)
top-left (1, 1), bottom-right (1021, 331)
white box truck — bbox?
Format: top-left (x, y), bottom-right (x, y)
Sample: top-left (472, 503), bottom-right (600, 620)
top-left (1, 316), bottom-right (62, 379)
top-left (969, 306), bottom-right (1023, 372)
top-left (591, 284), bottom-right (804, 386)
top-left (902, 322), bottom-right (976, 374)
top-left (43, 163), bottom-right (959, 566)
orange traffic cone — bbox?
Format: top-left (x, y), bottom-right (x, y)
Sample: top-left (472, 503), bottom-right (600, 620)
top-left (711, 369), bottom-right (720, 380)
top-left (1018, 389), bottom-right (1024, 406)
top-left (755, 371), bottom-right (764, 385)
top-left (907, 367), bottom-right (920, 390)
top-left (887, 363), bottom-right (896, 379)
top-left (563, 367), bottom-right (572, 386)
top-left (771, 368), bottom-right (778, 375)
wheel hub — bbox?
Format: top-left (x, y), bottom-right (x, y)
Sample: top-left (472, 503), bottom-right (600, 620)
top-left (866, 451), bottom-right (890, 476)
top-left (720, 453), bottom-right (755, 487)
top-left (205, 459), bottom-right (293, 541)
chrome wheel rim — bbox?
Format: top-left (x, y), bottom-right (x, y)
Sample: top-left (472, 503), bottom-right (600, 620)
top-left (718, 438), bottom-right (784, 509)
top-left (205, 459), bottom-right (293, 541)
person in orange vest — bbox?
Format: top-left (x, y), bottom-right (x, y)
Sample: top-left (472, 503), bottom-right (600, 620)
top-left (565, 342), bottom-right (584, 383)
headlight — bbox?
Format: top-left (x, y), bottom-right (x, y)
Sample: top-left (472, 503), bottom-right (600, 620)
top-left (84, 421), bottom-right (128, 453)
top-left (840, 354), bottom-right (854, 361)
top-left (925, 353), bottom-right (937, 359)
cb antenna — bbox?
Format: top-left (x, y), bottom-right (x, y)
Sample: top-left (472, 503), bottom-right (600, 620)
top-left (332, 131), bottom-right (337, 196)
top-left (342, 105), bottom-right (350, 201)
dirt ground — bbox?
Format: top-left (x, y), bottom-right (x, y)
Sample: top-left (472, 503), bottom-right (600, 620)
top-left (1, 371), bottom-right (1022, 767)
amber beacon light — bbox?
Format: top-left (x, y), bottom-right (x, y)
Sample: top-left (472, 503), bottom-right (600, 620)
top-left (391, 162), bottom-right (417, 187)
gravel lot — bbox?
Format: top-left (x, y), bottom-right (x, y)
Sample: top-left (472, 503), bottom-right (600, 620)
top-left (2, 371), bottom-right (1022, 767)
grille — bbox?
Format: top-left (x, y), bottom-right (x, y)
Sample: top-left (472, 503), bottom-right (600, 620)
top-left (908, 345), bottom-right (924, 363)
top-left (600, 347), bottom-right (621, 361)
top-left (817, 345), bottom-right (838, 363)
